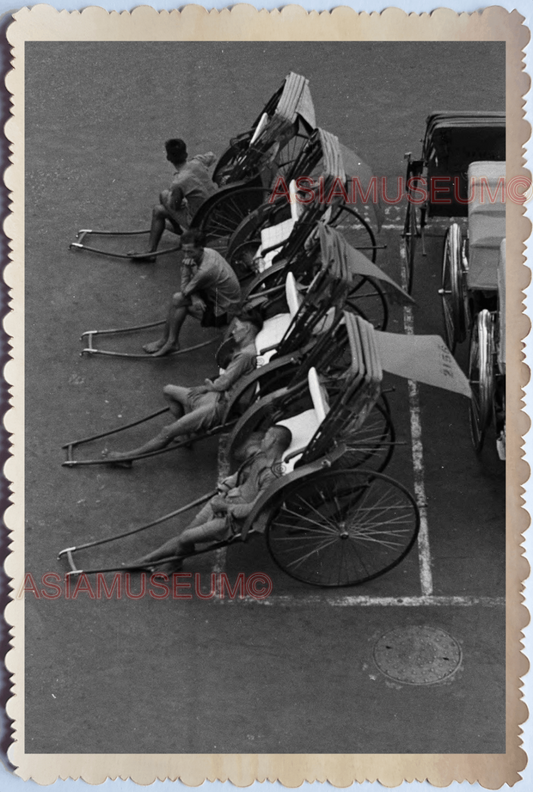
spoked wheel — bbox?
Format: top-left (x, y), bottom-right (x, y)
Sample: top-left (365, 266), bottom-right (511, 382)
top-left (266, 468), bottom-right (420, 587)
top-left (334, 397), bottom-right (395, 473)
top-left (212, 137), bottom-right (254, 187)
top-left (468, 309), bottom-right (494, 453)
top-left (346, 276), bottom-right (389, 331)
top-left (274, 131), bottom-right (313, 183)
top-left (224, 358), bottom-right (300, 431)
top-left (328, 205), bottom-right (377, 263)
top-left (194, 186), bottom-right (273, 256)
top-left (226, 196), bottom-right (292, 262)
top-left (440, 223), bottom-right (467, 353)
top-left (402, 201), bottom-right (419, 293)
top-left (242, 263), bottom-right (293, 305)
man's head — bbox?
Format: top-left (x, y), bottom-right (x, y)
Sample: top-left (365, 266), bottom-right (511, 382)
top-left (165, 138), bottom-right (188, 165)
top-left (181, 230), bottom-right (206, 264)
top-left (231, 310), bottom-right (264, 345)
top-left (261, 425), bottom-right (293, 454)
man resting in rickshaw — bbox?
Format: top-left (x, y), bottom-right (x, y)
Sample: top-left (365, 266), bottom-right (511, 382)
top-left (144, 229), bottom-right (242, 357)
top-left (131, 138), bottom-right (218, 262)
top-left (106, 311), bottom-right (263, 464)
top-left (130, 424), bottom-right (293, 571)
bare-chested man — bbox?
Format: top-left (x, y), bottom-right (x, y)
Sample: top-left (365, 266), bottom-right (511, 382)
top-left (131, 138), bottom-right (217, 262)
top-left (129, 425), bottom-right (293, 571)
top-left (143, 229), bottom-right (241, 357)
top-left (106, 311), bottom-right (262, 465)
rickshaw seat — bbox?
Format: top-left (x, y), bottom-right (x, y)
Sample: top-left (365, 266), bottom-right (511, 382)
top-left (277, 367), bottom-right (330, 472)
top-left (255, 272), bottom-right (302, 366)
top-left (467, 161), bottom-right (506, 291)
top-left (469, 162), bottom-right (506, 218)
top-left (258, 217), bottom-right (297, 272)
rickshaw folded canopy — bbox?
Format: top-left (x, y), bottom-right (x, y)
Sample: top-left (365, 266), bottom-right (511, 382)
top-left (423, 110), bottom-right (506, 144)
top-left (375, 332), bottom-right (472, 398)
top-left (276, 72), bottom-right (316, 130)
top-left (339, 140), bottom-right (384, 230)
top-left (318, 225), bottom-right (412, 302)
top-left (255, 72), bottom-right (316, 150)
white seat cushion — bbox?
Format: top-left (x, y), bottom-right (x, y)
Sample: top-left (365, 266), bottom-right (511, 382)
top-left (278, 409), bottom-right (322, 473)
top-left (258, 219), bottom-right (296, 271)
top-left (255, 313), bottom-right (293, 366)
top-left (285, 272), bottom-right (302, 318)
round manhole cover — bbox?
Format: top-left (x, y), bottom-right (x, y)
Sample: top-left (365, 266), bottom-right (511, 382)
top-left (373, 626), bottom-right (462, 685)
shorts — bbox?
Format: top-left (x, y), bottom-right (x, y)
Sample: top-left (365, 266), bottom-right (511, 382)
top-left (200, 301), bottom-right (229, 328)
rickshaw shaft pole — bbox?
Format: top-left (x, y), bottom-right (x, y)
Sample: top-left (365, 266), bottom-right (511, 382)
top-left (59, 490), bottom-right (217, 558)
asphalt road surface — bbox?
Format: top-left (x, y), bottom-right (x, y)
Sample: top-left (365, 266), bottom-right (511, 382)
top-left (24, 42), bottom-right (505, 754)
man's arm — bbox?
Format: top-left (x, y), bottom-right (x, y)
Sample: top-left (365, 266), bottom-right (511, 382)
top-left (194, 152), bottom-right (217, 168)
top-left (205, 349), bottom-right (255, 394)
top-left (181, 260), bottom-right (215, 297)
top-left (218, 472), bottom-right (239, 492)
top-left (181, 262), bottom-right (193, 292)
top-left (161, 184), bottom-right (185, 213)
top-left (226, 467), bottom-right (277, 520)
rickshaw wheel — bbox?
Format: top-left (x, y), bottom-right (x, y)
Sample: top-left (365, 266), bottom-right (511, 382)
top-left (402, 201), bottom-right (419, 293)
top-left (194, 186), bottom-right (273, 256)
top-left (226, 197), bottom-right (292, 262)
top-left (334, 397), bottom-right (395, 473)
top-left (346, 276), bottom-right (389, 331)
top-left (265, 468), bottom-right (420, 587)
top-left (468, 309), bottom-right (494, 453)
top-left (275, 131), bottom-right (312, 182)
top-left (224, 361), bottom-right (299, 435)
top-left (242, 262), bottom-right (291, 301)
top-left (212, 137), bottom-right (253, 187)
top-left (229, 239), bottom-right (262, 285)
top-left (440, 224), bottom-right (466, 353)
top-left (328, 206), bottom-right (377, 263)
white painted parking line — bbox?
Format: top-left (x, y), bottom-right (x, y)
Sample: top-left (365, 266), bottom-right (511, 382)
top-left (218, 594), bottom-right (505, 607)
top-left (399, 245), bottom-right (434, 596)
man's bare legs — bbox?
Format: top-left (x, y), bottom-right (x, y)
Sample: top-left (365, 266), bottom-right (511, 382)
top-left (105, 391), bottom-right (216, 463)
top-left (129, 516), bottom-right (227, 570)
top-left (130, 191), bottom-right (184, 262)
top-left (143, 293), bottom-right (192, 356)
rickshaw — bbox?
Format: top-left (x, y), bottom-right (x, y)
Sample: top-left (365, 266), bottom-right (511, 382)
top-left (226, 127), bottom-right (382, 288)
top-left (58, 313), bottom-right (471, 588)
top-left (62, 230), bottom-right (394, 467)
top-left (438, 161), bottom-right (506, 454)
top-left (69, 73), bottom-right (316, 261)
top-left (77, 220), bottom-right (400, 360)
top-left (218, 223), bottom-right (412, 406)
top-left (403, 111), bottom-right (505, 293)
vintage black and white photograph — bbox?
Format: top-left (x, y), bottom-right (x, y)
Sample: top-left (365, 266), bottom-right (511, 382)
top-left (6, 7), bottom-right (527, 783)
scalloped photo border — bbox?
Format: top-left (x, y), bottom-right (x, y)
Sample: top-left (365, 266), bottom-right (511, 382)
top-left (2, 4), bottom-right (531, 786)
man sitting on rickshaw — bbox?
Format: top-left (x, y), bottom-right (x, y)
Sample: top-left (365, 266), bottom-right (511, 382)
top-left (106, 310), bottom-right (263, 464)
top-left (131, 138), bottom-right (218, 262)
top-left (143, 229), bottom-right (242, 357)
top-left (129, 424), bottom-right (293, 571)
